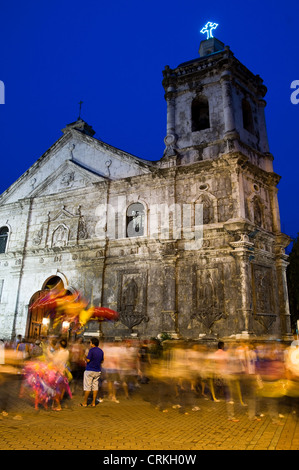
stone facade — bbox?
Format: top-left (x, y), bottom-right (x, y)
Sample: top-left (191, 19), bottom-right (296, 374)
top-left (0, 38), bottom-right (292, 341)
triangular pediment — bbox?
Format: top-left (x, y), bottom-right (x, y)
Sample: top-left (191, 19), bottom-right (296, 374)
top-left (0, 125), bottom-right (155, 204)
top-left (30, 159), bottom-right (107, 198)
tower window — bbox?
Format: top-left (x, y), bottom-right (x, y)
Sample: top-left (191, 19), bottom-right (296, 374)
top-left (242, 99), bottom-right (254, 134)
top-left (192, 97), bottom-right (210, 132)
top-left (126, 203), bottom-right (145, 237)
top-left (0, 227), bottom-right (9, 254)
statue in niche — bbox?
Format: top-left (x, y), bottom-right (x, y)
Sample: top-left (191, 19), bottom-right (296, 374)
top-left (122, 279), bottom-right (138, 313)
top-left (52, 224), bottom-right (68, 247)
top-left (253, 196), bottom-right (263, 227)
top-left (254, 267), bottom-right (273, 313)
top-left (197, 193), bottom-right (213, 224)
top-left (119, 278), bottom-right (148, 333)
top-left (201, 271), bottom-right (218, 310)
top-left (33, 226), bottom-right (43, 245)
top-left (78, 216), bottom-right (88, 240)
top-left (192, 268), bottom-right (224, 332)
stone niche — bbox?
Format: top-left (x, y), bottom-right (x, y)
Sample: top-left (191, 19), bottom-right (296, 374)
top-left (191, 264), bottom-right (225, 334)
top-left (251, 263), bottom-right (278, 335)
top-left (116, 270), bottom-right (149, 334)
top-left (46, 206), bottom-right (88, 248)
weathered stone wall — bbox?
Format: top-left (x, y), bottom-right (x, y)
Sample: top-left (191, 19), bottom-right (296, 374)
top-left (0, 41), bottom-right (292, 341)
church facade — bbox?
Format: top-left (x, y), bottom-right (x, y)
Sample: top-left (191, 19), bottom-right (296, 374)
top-left (0, 36), bottom-right (292, 341)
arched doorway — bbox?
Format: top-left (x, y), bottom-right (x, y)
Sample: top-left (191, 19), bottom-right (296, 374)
top-left (26, 275), bottom-right (70, 339)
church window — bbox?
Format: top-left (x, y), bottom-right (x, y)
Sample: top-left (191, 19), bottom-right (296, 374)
top-left (242, 99), bottom-right (254, 134)
top-left (0, 227), bottom-right (9, 253)
top-left (192, 97), bottom-right (210, 132)
top-left (126, 203), bottom-right (145, 237)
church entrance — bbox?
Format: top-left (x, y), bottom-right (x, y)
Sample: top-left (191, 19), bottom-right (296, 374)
top-left (26, 275), bottom-right (68, 339)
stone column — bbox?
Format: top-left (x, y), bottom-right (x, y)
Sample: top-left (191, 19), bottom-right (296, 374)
top-left (164, 87), bottom-right (177, 157)
top-left (166, 87), bottom-right (176, 137)
top-left (276, 259), bottom-right (292, 339)
top-left (221, 71), bottom-right (237, 137)
top-left (275, 234), bottom-right (293, 340)
top-left (160, 246), bottom-right (179, 337)
top-left (257, 98), bottom-right (270, 153)
top-left (230, 239), bottom-right (254, 335)
top-left (269, 185), bottom-right (282, 233)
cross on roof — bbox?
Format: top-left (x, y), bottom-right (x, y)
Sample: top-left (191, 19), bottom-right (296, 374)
top-left (78, 100), bottom-right (83, 120)
top-left (200, 22), bottom-right (218, 40)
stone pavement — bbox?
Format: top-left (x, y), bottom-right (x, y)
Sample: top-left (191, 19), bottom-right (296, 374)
top-left (1, 377), bottom-right (299, 451)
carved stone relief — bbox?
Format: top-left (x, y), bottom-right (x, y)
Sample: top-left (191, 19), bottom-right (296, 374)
top-left (44, 205), bottom-right (88, 248)
top-left (252, 264), bottom-right (277, 333)
top-left (117, 272), bottom-right (148, 333)
top-left (191, 265), bottom-right (225, 332)
top-left (252, 264), bottom-right (274, 314)
top-left (52, 224), bottom-right (69, 247)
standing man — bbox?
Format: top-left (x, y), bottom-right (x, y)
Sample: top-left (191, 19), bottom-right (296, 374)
top-left (80, 337), bottom-right (104, 407)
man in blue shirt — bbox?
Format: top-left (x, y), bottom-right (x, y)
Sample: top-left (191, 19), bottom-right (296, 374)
top-left (80, 337), bottom-right (104, 407)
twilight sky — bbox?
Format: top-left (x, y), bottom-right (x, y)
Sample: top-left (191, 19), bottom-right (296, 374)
top-left (0, 0), bottom-right (298, 247)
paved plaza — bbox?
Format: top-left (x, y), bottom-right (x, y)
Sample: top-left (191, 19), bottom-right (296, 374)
top-left (0, 376), bottom-right (299, 452)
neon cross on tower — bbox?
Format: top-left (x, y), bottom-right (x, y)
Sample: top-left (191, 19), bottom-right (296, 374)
top-left (200, 22), bottom-right (218, 39)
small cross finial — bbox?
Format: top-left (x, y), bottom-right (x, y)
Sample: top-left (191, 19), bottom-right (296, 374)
top-left (78, 100), bottom-right (83, 120)
top-left (200, 22), bottom-right (219, 40)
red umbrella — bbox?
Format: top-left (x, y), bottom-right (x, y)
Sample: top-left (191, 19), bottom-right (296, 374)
top-left (91, 307), bottom-right (119, 322)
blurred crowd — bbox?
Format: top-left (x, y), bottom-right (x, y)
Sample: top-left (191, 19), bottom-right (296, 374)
top-left (1, 334), bottom-right (299, 423)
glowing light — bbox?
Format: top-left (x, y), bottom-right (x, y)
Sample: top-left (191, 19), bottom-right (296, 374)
top-left (200, 22), bottom-right (218, 40)
top-left (42, 317), bottom-right (50, 325)
top-left (62, 321), bottom-right (70, 329)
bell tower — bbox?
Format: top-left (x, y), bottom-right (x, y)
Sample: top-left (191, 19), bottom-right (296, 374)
top-left (162, 28), bottom-right (271, 168)
top-left (160, 25), bottom-right (292, 340)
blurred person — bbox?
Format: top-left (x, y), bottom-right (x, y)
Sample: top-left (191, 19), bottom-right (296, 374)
top-left (51, 338), bottom-right (72, 411)
top-left (45, 337), bottom-right (58, 360)
top-left (103, 342), bottom-right (121, 403)
top-left (190, 344), bottom-right (209, 399)
top-left (242, 342), bottom-right (261, 420)
top-left (30, 340), bottom-right (44, 359)
top-left (16, 337), bottom-right (30, 360)
top-left (69, 337), bottom-right (86, 393)
top-left (80, 337), bottom-right (104, 407)
top-left (119, 340), bottom-right (139, 399)
top-left (0, 344), bottom-right (23, 416)
top-left (284, 342), bottom-right (299, 414)
top-left (213, 341), bottom-right (239, 422)
top-left (12, 334), bottom-right (22, 350)
top-left (170, 343), bottom-right (197, 414)
top-left (137, 340), bottom-right (151, 384)
top-left (210, 341), bottom-right (226, 402)
top-left (226, 343), bottom-right (247, 407)
top-left (255, 342), bottom-right (286, 424)
top-left (150, 345), bottom-right (174, 412)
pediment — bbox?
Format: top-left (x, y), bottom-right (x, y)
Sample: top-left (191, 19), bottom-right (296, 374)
top-left (29, 159), bottom-right (107, 198)
top-left (0, 127), bottom-right (154, 205)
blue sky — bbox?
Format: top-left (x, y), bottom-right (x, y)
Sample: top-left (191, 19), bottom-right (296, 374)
top-left (0, 0), bottom-right (298, 244)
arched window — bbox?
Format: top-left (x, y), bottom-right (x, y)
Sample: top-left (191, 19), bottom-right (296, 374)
top-left (0, 226), bottom-right (9, 254)
top-left (126, 203), bottom-right (145, 237)
top-left (192, 97), bottom-right (210, 132)
top-left (242, 99), bottom-right (254, 134)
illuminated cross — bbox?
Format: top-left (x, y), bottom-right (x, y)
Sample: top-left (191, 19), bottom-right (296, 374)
top-left (78, 100), bottom-right (83, 120)
top-left (200, 22), bottom-right (219, 40)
